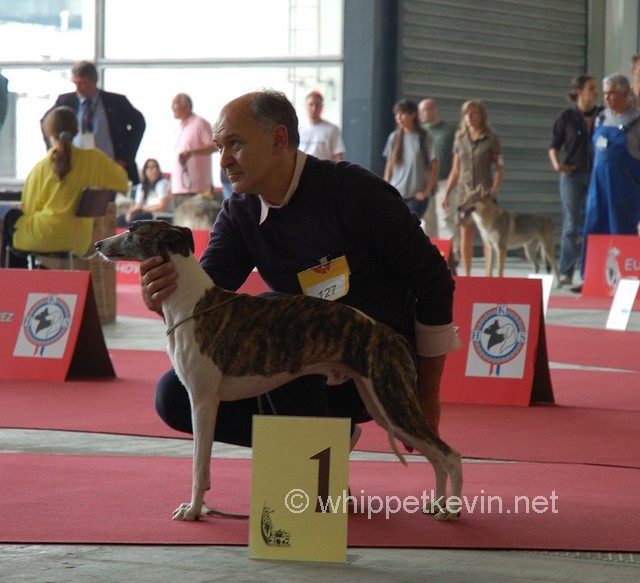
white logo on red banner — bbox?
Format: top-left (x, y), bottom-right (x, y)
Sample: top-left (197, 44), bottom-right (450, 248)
top-left (605, 246), bottom-right (622, 290)
top-left (466, 303), bottom-right (530, 379)
top-left (14, 293), bottom-right (77, 358)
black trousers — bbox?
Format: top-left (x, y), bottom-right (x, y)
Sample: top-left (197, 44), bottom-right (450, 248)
top-left (155, 369), bottom-right (372, 447)
top-left (0, 208), bottom-right (27, 268)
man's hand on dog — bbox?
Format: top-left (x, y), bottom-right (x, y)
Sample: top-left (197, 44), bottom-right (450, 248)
top-left (140, 256), bottom-right (179, 316)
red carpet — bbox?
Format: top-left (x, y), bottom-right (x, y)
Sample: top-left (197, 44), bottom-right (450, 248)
top-left (550, 368), bottom-right (640, 411)
top-left (357, 403), bottom-right (640, 469)
top-left (1, 454), bottom-right (637, 551)
top-left (0, 349), bottom-right (184, 440)
top-left (546, 325), bottom-right (640, 371)
top-left (548, 295), bottom-right (640, 311)
top-left (117, 284), bottom-right (163, 320)
top-left (2, 351), bottom-right (640, 467)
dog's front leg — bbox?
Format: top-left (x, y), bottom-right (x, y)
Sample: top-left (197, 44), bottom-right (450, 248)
top-left (484, 241), bottom-right (495, 277)
top-left (173, 397), bottom-right (219, 521)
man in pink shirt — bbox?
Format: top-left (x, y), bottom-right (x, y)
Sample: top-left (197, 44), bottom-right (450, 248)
top-left (171, 93), bottom-right (215, 201)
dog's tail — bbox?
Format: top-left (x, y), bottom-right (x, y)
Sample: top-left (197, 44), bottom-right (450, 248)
top-left (366, 327), bottom-right (453, 460)
top-left (387, 428), bottom-right (408, 466)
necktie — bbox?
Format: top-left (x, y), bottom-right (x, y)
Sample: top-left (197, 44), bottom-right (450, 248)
top-left (82, 98), bottom-right (93, 133)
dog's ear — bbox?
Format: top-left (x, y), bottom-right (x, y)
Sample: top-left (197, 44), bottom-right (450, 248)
top-left (157, 225), bottom-right (194, 259)
top-left (178, 226), bottom-right (195, 254)
top-left (477, 186), bottom-right (491, 201)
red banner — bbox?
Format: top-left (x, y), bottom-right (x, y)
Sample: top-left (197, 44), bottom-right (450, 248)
top-left (431, 238), bottom-right (452, 261)
top-left (440, 276), bottom-right (553, 406)
top-left (582, 235), bottom-right (640, 298)
top-left (0, 270), bottom-right (113, 381)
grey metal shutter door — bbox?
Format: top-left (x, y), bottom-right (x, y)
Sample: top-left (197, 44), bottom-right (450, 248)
top-left (400, 0), bottom-right (588, 235)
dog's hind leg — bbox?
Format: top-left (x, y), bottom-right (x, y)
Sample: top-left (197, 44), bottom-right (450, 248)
top-left (539, 232), bottom-right (561, 283)
top-left (355, 330), bottom-right (463, 521)
top-left (523, 240), bottom-right (540, 273)
top-left (398, 431), bottom-right (463, 521)
top-left (428, 453), bottom-right (463, 521)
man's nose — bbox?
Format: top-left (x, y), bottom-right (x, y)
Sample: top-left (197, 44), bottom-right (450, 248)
top-left (219, 150), bottom-right (233, 168)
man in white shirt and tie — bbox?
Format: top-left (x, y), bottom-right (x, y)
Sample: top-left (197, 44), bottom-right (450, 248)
top-left (43, 61), bottom-right (146, 184)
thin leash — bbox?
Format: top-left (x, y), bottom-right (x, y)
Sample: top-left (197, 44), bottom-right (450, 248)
top-left (165, 294), bottom-right (244, 336)
top-left (203, 505), bottom-right (249, 520)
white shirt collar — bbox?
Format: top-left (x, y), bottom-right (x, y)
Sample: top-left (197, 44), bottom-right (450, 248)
top-left (258, 150), bottom-right (307, 224)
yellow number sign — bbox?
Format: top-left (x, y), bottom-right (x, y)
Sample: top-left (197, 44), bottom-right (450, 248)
top-left (249, 416), bottom-right (350, 563)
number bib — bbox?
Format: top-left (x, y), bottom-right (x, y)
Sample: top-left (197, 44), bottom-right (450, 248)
top-left (297, 256), bottom-right (350, 301)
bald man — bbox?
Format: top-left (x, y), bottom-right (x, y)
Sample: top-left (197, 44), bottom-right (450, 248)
top-left (418, 98), bottom-right (458, 269)
top-left (139, 90), bottom-right (460, 448)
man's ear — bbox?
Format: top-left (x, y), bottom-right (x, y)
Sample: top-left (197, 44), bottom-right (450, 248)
top-left (272, 124), bottom-right (289, 154)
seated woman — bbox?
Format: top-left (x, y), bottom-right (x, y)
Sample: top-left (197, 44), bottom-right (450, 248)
top-left (2, 106), bottom-right (129, 267)
top-left (118, 158), bottom-right (172, 227)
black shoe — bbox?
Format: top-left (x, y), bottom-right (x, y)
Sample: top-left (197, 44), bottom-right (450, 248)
top-left (569, 284), bottom-right (582, 294)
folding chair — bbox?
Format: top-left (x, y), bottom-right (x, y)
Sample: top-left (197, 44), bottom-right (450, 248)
top-left (4, 188), bottom-right (116, 320)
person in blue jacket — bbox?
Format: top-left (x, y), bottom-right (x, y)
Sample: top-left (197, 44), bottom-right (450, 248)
top-left (582, 74), bottom-right (640, 277)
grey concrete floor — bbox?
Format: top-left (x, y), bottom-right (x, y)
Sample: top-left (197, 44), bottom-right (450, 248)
top-left (2, 256), bottom-right (639, 582)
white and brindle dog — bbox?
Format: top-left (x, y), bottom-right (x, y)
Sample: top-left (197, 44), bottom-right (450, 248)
top-left (95, 220), bottom-right (463, 522)
top-left (458, 186), bottom-right (561, 283)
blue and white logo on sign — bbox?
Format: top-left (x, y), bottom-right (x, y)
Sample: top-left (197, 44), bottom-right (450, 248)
top-left (466, 304), bottom-right (530, 378)
top-left (14, 294), bottom-right (77, 358)
top-left (605, 246), bottom-right (621, 290)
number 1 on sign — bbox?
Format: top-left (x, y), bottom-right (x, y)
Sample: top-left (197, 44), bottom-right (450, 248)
top-left (311, 447), bottom-right (331, 512)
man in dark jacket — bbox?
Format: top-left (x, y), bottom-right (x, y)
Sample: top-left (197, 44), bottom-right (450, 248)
top-left (42, 61), bottom-right (145, 184)
top-left (140, 90), bottom-right (461, 446)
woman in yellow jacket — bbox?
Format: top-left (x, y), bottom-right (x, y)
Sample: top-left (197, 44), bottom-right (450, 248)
top-left (3, 106), bottom-right (128, 267)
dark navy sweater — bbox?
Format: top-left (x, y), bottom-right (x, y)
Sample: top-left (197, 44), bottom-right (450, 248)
top-left (200, 156), bottom-right (454, 341)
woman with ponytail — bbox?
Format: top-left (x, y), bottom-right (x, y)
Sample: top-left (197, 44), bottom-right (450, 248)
top-left (2, 106), bottom-right (128, 267)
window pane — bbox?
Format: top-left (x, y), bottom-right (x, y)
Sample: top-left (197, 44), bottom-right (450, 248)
top-left (106, 65), bottom-right (343, 186)
top-left (0, 0), bottom-right (94, 62)
top-left (105, 0), bottom-right (343, 59)
top-left (0, 65), bottom-right (343, 182)
top-left (0, 0), bottom-right (345, 183)
top-left (0, 68), bottom-right (74, 180)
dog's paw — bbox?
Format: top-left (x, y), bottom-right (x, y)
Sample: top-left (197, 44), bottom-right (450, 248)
top-left (422, 496), bottom-right (444, 516)
top-left (423, 497), bottom-right (461, 521)
top-left (172, 502), bottom-right (201, 521)
top-left (434, 509), bottom-right (461, 521)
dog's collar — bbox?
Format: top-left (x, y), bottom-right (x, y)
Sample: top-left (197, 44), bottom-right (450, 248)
top-left (166, 294), bottom-right (244, 336)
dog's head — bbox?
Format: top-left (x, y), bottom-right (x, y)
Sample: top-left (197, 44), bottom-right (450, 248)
top-left (456, 186), bottom-right (492, 220)
top-left (95, 220), bottom-right (195, 263)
